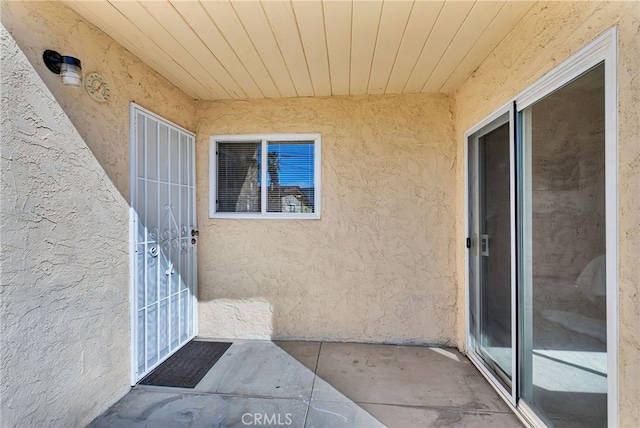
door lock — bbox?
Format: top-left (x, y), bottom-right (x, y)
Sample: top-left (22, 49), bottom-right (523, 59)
top-left (191, 229), bottom-right (199, 237)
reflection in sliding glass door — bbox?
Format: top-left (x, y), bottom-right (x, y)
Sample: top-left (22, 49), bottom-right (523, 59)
top-left (519, 63), bottom-right (607, 427)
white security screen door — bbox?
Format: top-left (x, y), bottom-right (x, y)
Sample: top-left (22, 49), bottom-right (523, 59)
top-left (129, 103), bottom-right (197, 384)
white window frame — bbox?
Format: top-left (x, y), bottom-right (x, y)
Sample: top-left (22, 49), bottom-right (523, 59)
top-left (209, 133), bottom-right (321, 219)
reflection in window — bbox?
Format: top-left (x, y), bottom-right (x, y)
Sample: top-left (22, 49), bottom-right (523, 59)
top-left (216, 142), bottom-right (261, 213)
top-left (520, 63), bottom-right (606, 428)
top-left (212, 135), bottom-right (320, 218)
top-left (266, 142), bottom-right (315, 214)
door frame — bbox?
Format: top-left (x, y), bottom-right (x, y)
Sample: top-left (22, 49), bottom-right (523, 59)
top-left (464, 27), bottom-right (618, 427)
top-left (464, 103), bottom-right (517, 406)
top-left (128, 102), bottom-right (199, 385)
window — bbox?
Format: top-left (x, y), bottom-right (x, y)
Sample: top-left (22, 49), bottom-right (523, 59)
top-left (209, 134), bottom-right (321, 219)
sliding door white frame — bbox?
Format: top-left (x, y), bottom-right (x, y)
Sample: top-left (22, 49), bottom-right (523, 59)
top-left (465, 26), bottom-right (618, 427)
top-left (464, 103), bottom-right (517, 406)
top-left (514, 26), bottom-right (618, 428)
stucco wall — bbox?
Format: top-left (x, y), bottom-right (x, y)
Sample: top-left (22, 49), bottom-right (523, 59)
top-left (454, 1), bottom-right (640, 425)
top-left (0, 1), bottom-right (197, 426)
top-left (0, 26), bottom-right (130, 427)
top-left (0, 0), bottom-right (196, 200)
top-left (196, 94), bottom-right (457, 345)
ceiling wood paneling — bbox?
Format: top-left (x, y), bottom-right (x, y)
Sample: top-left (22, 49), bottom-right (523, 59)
top-left (368, 0), bottom-right (413, 94)
top-left (63, 0), bottom-right (536, 100)
top-left (439, 0), bottom-right (535, 93)
top-left (261, 0), bottom-right (315, 96)
top-left (350, 0), bottom-right (383, 95)
top-left (290, 0), bottom-right (332, 96)
top-left (403, 0), bottom-right (474, 93)
top-left (171, 1), bottom-right (264, 98)
top-left (385, 0), bottom-right (443, 94)
top-left (233, 1), bottom-right (298, 97)
top-left (323, 0), bottom-right (353, 95)
top-left (423, 1), bottom-right (504, 92)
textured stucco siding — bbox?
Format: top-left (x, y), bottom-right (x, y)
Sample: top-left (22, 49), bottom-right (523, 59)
top-left (0, 0), bottom-right (196, 200)
top-left (0, 1), bottom-right (197, 426)
top-left (454, 2), bottom-right (640, 425)
top-left (0, 26), bottom-right (130, 427)
top-left (196, 94), bottom-right (458, 345)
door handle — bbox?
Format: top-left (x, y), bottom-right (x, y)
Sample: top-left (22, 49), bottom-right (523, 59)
top-left (481, 234), bottom-right (490, 256)
top-left (191, 229), bottom-right (199, 237)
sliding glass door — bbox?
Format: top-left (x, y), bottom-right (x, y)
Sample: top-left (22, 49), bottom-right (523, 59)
top-left (519, 63), bottom-right (607, 428)
top-left (467, 28), bottom-right (616, 427)
top-left (467, 110), bottom-right (516, 401)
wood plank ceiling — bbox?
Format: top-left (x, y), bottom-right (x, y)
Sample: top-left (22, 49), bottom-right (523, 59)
top-left (62, 0), bottom-right (536, 100)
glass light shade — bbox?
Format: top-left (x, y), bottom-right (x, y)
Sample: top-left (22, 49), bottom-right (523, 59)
top-left (60, 56), bottom-right (82, 87)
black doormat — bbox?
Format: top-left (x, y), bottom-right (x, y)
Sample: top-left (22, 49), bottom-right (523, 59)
top-left (140, 340), bottom-right (232, 388)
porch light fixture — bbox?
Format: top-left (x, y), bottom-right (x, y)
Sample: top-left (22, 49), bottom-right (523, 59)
top-left (43, 50), bottom-right (82, 87)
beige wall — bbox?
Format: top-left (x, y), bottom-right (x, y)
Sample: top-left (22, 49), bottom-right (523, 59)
top-left (454, 1), bottom-right (640, 425)
top-left (0, 1), bottom-right (196, 425)
top-left (196, 94), bottom-right (458, 345)
top-left (1, 0), bottom-right (196, 201)
top-left (0, 25), bottom-right (130, 427)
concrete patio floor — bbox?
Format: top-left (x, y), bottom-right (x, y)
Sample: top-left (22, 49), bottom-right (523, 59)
top-left (90, 341), bottom-right (523, 427)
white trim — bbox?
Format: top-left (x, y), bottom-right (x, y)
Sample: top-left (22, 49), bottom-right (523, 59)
top-left (189, 133), bottom-right (199, 339)
top-left (131, 103), bottom-right (195, 136)
top-left (603, 27), bottom-right (619, 428)
top-left (209, 133), bottom-right (322, 220)
top-left (209, 137), bottom-right (217, 219)
top-left (516, 27), bottom-right (617, 111)
top-left (467, 353), bottom-right (535, 428)
top-left (211, 133), bottom-right (320, 142)
top-left (463, 124), bottom-right (470, 356)
top-left (128, 103), bottom-right (137, 386)
top-left (211, 212), bottom-right (321, 220)
top-left (260, 139), bottom-right (268, 215)
top-left (518, 400), bottom-right (548, 428)
top-left (508, 103), bottom-right (517, 406)
top-left (468, 352), bottom-right (513, 407)
top-left (464, 100), bottom-right (514, 139)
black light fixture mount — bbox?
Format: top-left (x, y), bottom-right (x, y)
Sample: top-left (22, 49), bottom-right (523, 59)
top-left (43, 49), bottom-right (82, 87)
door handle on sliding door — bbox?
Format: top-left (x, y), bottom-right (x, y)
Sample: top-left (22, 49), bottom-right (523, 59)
top-left (481, 234), bottom-right (490, 256)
